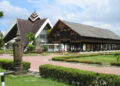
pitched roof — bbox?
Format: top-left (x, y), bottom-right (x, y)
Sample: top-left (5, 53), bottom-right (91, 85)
top-left (3, 12), bottom-right (51, 49)
top-left (17, 18), bottom-right (47, 46)
top-left (61, 20), bottom-right (120, 40)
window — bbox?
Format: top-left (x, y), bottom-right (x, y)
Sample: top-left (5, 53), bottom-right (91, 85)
top-left (49, 45), bottom-right (54, 49)
top-left (57, 45), bottom-right (60, 49)
top-left (40, 34), bottom-right (46, 39)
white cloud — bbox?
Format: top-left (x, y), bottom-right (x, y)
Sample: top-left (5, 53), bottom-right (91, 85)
top-left (26, 0), bottom-right (120, 35)
top-left (0, 0), bottom-right (120, 35)
top-left (82, 21), bottom-right (98, 26)
top-left (0, 0), bottom-right (30, 18)
top-left (82, 20), bottom-right (120, 35)
top-left (0, 0), bottom-right (30, 31)
top-left (57, 0), bottom-right (109, 9)
top-left (55, 0), bottom-right (120, 35)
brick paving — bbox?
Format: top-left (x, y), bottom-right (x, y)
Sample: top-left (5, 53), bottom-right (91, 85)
top-left (0, 54), bottom-right (120, 75)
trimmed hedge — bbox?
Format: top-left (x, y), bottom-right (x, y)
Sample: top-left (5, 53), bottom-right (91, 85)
top-left (52, 52), bottom-right (120, 61)
top-left (0, 59), bottom-right (30, 70)
top-left (0, 50), bottom-right (13, 54)
top-left (66, 59), bottom-right (102, 65)
top-left (111, 63), bottom-right (120, 66)
top-left (52, 55), bottom-right (103, 65)
top-left (40, 64), bottom-right (120, 86)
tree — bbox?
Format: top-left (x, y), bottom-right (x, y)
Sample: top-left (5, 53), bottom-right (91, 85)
top-left (47, 28), bottom-right (52, 35)
top-left (41, 45), bottom-right (48, 52)
top-left (0, 31), bottom-right (4, 49)
top-left (26, 32), bottom-right (36, 45)
top-left (26, 32), bottom-right (36, 52)
top-left (47, 28), bottom-right (53, 43)
top-left (0, 11), bottom-right (4, 49)
top-left (114, 53), bottom-right (120, 63)
top-left (26, 44), bottom-right (35, 52)
top-left (0, 11), bottom-right (3, 18)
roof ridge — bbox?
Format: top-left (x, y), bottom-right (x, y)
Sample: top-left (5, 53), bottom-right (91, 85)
top-left (60, 20), bottom-right (120, 40)
top-left (61, 20), bottom-right (112, 32)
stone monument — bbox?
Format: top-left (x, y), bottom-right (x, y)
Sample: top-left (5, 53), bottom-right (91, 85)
top-left (13, 29), bottom-right (24, 75)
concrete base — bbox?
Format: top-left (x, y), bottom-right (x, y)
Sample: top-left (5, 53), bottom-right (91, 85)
top-left (14, 67), bottom-right (27, 75)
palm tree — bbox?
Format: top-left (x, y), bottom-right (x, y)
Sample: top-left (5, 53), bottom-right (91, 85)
top-left (0, 11), bottom-right (3, 18)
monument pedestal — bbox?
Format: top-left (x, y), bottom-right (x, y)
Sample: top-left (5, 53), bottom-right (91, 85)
top-left (14, 67), bottom-right (27, 75)
top-left (13, 30), bottom-right (26, 75)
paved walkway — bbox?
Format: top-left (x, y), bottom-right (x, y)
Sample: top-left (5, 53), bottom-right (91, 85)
top-left (0, 54), bottom-right (120, 75)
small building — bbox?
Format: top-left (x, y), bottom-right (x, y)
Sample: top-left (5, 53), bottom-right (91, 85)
top-left (48, 20), bottom-right (120, 52)
top-left (3, 12), bottom-right (60, 52)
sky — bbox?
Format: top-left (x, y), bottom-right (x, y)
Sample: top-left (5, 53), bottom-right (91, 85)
top-left (0, 0), bottom-right (120, 36)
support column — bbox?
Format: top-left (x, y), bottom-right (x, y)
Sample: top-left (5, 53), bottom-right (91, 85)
top-left (86, 43), bottom-right (88, 51)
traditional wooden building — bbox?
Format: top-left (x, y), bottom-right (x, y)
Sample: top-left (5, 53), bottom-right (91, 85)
top-left (4, 12), bottom-right (53, 49)
top-left (48, 20), bottom-right (120, 52)
top-left (4, 12), bottom-right (57, 51)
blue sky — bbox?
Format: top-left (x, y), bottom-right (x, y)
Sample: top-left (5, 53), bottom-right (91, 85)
top-left (0, 0), bottom-right (120, 36)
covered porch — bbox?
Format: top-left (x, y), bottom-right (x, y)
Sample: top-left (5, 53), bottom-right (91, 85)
top-left (64, 42), bottom-right (120, 52)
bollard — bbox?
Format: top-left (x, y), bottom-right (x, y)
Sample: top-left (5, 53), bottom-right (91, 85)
top-left (0, 71), bottom-right (14, 86)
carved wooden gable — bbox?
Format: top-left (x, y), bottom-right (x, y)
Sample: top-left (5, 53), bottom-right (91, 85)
top-left (50, 21), bottom-right (81, 43)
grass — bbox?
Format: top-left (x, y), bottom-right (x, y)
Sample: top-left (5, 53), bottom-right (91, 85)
top-left (0, 49), bottom-right (13, 54)
top-left (0, 68), bottom-right (68, 86)
top-left (70, 55), bottom-right (120, 65)
top-left (23, 54), bottom-right (39, 56)
top-left (10, 54), bottom-right (39, 56)
top-left (4, 76), bottom-right (68, 86)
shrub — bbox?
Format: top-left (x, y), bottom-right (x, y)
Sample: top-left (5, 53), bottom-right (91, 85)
top-left (42, 52), bottom-right (49, 56)
top-left (40, 64), bottom-right (120, 86)
top-left (64, 52), bottom-right (69, 55)
top-left (37, 47), bottom-right (42, 53)
top-left (0, 59), bottom-right (30, 70)
top-left (114, 53), bottom-right (120, 63)
top-left (41, 45), bottom-right (48, 52)
top-left (22, 62), bottom-right (31, 70)
top-left (0, 49), bottom-right (13, 54)
top-left (65, 59), bottom-right (102, 65)
top-left (52, 57), bottom-right (68, 61)
top-left (26, 44), bottom-right (36, 52)
top-left (111, 63), bottom-right (120, 66)
top-left (52, 54), bottom-right (103, 61)
top-left (52, 56), bottom-right (80, 61)
top-left (52, 55), bottom-right (102, 65)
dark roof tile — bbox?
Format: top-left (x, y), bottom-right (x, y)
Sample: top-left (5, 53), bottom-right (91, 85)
top-left (61, 20), bottom-right (120, 40)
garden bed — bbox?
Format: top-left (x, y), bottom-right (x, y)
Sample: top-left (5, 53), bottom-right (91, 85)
top-left (52, 54), bottom-right (120, 65)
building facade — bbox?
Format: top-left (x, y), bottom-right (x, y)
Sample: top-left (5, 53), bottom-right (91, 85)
top-left (48, 20), bottom-right (120, 52)
top-left (3, 12), bottom-right (61, 52)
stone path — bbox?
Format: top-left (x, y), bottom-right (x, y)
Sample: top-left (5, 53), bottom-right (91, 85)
top-left (0, 54), bottom-right (120, 75)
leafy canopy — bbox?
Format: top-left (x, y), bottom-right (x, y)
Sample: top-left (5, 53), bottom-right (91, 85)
top-left (0, 31), bottom-right (4, 49)
top-left (26, 32), bottom-right (36, 45)
top-left (26, 32), bottom-right (36, 52)
top-left (0, 11), bottom-right (4, 49)
top-left (0, 11), bottom-right (3, 18)
top-left (47, 28), bottom-right (52, 35)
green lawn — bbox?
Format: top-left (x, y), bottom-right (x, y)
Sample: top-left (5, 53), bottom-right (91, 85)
top-left (70, 55), bottom-right (120, 65)
top-left (0, 68), bottom-right (68, 86)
